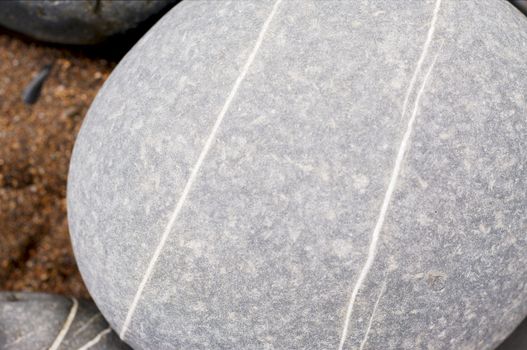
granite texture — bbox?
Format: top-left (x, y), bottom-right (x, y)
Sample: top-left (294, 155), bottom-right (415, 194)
top-left (68, 0), bottom-right (527, 349)
top-left (0, 0), bottom-right (176, 45)
top-left (0, 292), bottom-right (130, 350)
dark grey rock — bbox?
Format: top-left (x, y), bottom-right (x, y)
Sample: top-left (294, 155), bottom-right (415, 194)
top-left (68, 0), bottom-right (527, 349)
top-left (0, 292), bottom-right (130, 350)
top-left (497, 317), bottom-right (527, 350)
top-left (509, 0), bottom-right (527, 16)
top-left (0, 0), bottom-right (176, 45)
top-left (22, 64), bottom-right (52, 105)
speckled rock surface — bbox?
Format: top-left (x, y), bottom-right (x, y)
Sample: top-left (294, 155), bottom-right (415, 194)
top-left (0, 292), bottom-right (130, 350)
top-left (68, 0), bottom-right (527, 349)
top-left (0, 0), bottom-right (176, 45)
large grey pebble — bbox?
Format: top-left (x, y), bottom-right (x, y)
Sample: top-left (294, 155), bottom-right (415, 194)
top-left (0, 0), bottom-right (177, 45)
top-left (68, 0), bottom-right (527, 349)
top-left (0, 292), bottom-right (130, 350)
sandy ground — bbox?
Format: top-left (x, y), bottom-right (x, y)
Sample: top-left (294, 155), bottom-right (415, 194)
top-left (0, 32), bottom-right (116, 298)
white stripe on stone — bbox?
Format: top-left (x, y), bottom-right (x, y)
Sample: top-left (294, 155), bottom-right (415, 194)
top-left (119, 0), bottom-right (283, 339)
top-left (49, 297), bottom-right (79, 350)
top-left (400, 0), bottom-right (443, 121)
top-left (77, 328), bottom-right (112, 350)
top-left (359, 279), bottom-right (387, 350)
top-left (337, 1), bottom-right (443, 348)
top-left (72, 314), bottom-right (102, 338)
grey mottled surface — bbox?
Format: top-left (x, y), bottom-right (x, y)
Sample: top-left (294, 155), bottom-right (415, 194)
top-left (0, 292), bottom-right (130, 350)
top-left (68, 0), bottom-right (527, 349)
top-left (0, 0), bottom-right (176, 45)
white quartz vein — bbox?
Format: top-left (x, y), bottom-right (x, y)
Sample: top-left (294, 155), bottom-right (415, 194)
top-left (400, 0), bottom-right (442, 122)
top-left (359, 279), bottom-right (387, 350)
top-left (77, 328), bottom-right (111, 350)
top-left (119, 0), bottom-right (283, 339)
top-left (72, 314), bottom-right (102, 338)
top-left (337, 3), bottom-right (443, 348)
top-left (49, 297), bottom-right (79, 350)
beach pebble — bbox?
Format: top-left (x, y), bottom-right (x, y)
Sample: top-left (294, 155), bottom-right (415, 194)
top-left (0, 292), bottom-right (130, 350)
top-left (68, 1), bottom-right (527, 349)
top-left (0, 0), bottom-right (176, 45)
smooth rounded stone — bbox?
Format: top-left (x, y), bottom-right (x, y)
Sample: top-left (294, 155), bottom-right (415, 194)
top-left (68, 0), bottom-right (527, 349)
top-left (0, 292), bottom-right (130, 350)
top-left (0, 0), bottom-right (177, 45)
